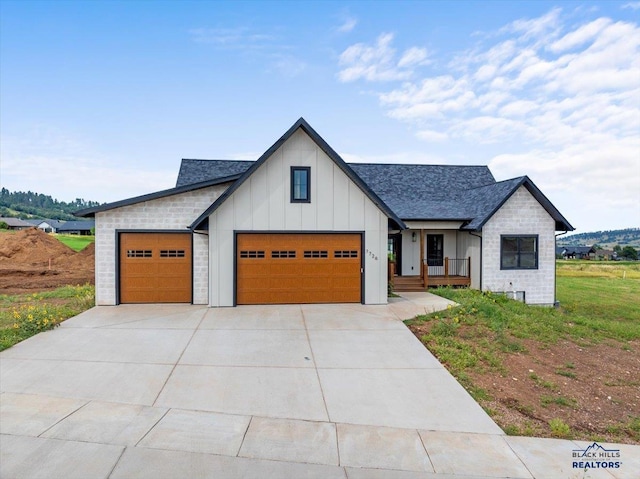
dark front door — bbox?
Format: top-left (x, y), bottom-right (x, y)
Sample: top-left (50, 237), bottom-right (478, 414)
top-left (388, 233), bottom-right (402, 276)
top-left (427, 234), bottom-right (444, 267)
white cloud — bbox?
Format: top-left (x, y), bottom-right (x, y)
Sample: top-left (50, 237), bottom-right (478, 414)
top-left (269, 54), bottom-right (306, 78)
top-left (398, 47), bottom-right (430, 67)
top-left (188, 27), bottom-right (276, 48)
top-left (548, 17), bottom-right (612, 52)
top-left (336, 8), bottom-right (640, 231)
top-left (621, 2), bottom-right (640, 10)
top-left (0, 128), bottom-right (174, 203)
top-left (416, 130), bottom-right (448, 142)
top-left (337, 16), bottom-right (358, 33)
top-left (337, 33), bottom-right (429, 82)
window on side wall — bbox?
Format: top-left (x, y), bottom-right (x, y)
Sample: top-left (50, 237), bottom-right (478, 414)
top-left (501, 235), bottom-right (538, 269)
top-left (291, 167), bottom-right (310, 203)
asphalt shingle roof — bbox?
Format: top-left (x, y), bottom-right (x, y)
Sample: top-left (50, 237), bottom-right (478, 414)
top-left (174, 158), bottom-right (572, 230)
top-left (176, 160), bottom-right (253, 187)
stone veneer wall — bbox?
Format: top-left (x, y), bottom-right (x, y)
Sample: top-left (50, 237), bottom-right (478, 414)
top-left (481, 186), bottom-right (556, 305)
top-left (94, 185), bottom-right (228, 305)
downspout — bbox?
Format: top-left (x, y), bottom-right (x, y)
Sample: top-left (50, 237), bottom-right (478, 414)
top-left (469, 231), bottom-right (482, 291)
top-left (554, 230), bottom-right (569, 307)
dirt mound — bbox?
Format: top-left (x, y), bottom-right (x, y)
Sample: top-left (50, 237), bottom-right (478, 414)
top-left (0, 229), bottom-right (94, 294)
top-left (0, 228), bottom-right (75, 266)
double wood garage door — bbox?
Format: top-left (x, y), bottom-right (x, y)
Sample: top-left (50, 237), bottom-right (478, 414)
top-left (119, 233), bottom-right (192, 303)
top-left (236, 233), bottom-right (362, 305)
top-left (119, 232), bottom-right (362, 304)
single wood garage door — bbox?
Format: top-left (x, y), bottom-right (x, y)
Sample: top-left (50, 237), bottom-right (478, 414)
top-left (120, 233), bottom-right (192, 303)
top-left (236, 233), bottom-right (362, 305)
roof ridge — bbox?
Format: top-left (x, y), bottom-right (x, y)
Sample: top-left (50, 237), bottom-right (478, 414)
top-left (349, 162), bottom-right (490, 167)
top-left (180, 158), bottom-right (255, 162)
top-left (464, 176), bottom-right (524, 191)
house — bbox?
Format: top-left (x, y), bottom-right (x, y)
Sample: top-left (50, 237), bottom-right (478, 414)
top-left (21, 219), bottom-right (94, 234)
top-left (56, 220), bottom-right (95, 235)
top-left (0, 217), bottom-right (33, 230)
top-left (24, 219), bottom-right (65, 233)
top-left (560, 246), bottom-right (595, 260)
top-left (76, 118), bottom-right (573, 307)
top-left (595, 249), bottom-right (616, 261)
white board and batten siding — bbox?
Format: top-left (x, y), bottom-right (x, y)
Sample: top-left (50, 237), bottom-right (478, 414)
top-left (208, 129), bottom-right (389, 307)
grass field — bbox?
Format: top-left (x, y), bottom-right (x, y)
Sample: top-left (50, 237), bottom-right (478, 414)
top-left (0, 285), bottom-right (95, 351)
top-left (55, 234), bottom-right (95, 251)
top-left (406, 260), bottom-right (640, 443)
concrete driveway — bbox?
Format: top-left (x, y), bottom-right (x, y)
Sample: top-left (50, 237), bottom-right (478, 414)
top-left (1, 293), bottom-right (638, 478)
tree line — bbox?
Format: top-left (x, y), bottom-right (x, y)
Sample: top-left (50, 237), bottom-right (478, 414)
top-left (0, 188), bottom-right (101, 221)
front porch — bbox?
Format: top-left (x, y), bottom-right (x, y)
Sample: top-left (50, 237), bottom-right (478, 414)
top-left (390, 257), bottom-right (471, 292)
top-left (388, 226), bottom-right (477, 293)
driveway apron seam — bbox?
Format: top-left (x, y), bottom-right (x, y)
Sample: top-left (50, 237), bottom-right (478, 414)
top-left (133, 408), bottom-right (171, 447)
top-left (416, 428), bottom-right (436, 473)
top-left (236, 415), bottom-right (254, 457)
top-left (150, 309), bottom-right (208, 407)
top-left (37, 400), bottom-right (91, 438)
top-left (106, 445), bottom-right (127, 479)
top-left (502, 436), bottom-right (536, 479)
top-left (300, 306), bottom-right (332, 422)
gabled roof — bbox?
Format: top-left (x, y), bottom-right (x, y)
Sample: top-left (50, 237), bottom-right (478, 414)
top-left (457, 176), bottom-right (573, 231)
top-left (189, 118), bottom-right (406, 230)
top-left (177, 159), bottom-right (253, 187)
top-left (563, 246), bottom-right (596, 255)
top-left (57, 220), bottom-right (95, 231)
top-left (74, 175), bottom-right (241, 217)
top-left (0, 217), bottom-right (33, 227)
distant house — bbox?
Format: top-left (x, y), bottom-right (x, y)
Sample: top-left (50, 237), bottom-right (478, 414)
top-left (561, 246), bottom-right (596, 260)
top-left (25, 219), bottom-right (65, 233)
top-left (595, 249), bottom-right (617, 261)
top-left (56, 220), bottom-right (95, 235)
top-left (0, 217), bottom-right (33, 230)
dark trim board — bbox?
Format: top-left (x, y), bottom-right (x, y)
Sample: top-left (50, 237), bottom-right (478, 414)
top-left (115, 229), bottom-right (194, 305)
top-left (233, 230), bottom-right (365, 306)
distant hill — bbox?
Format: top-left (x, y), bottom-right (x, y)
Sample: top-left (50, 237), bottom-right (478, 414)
top-left (0, 188), bottom-right (101, 221)
top-left (558, 228), bottom-right (640, 248)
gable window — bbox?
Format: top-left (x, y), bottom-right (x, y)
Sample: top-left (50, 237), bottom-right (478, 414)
top-left (427, 234), bottom-right (443, 267)
top-left (291, 167), bottom-right (310, 203)
top-left (501, 235), bottom-right (538, 269)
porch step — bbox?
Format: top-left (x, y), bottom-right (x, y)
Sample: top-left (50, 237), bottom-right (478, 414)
top-left (392, 276), bottom-right (425, 292)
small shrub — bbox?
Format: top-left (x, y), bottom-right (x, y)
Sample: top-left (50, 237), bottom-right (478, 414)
top-left (503, 424), bottom-right (520, 435)
top-left (549, 418), bottom-right (572, 438)
top-left (10, 304), bottom-right (63, 336)
top-left (556, 369), bottom-right (577, 379)
top-left (431, 318), bottom-right (459, 337)
top-left (541, 395), bottom-right (577, 408)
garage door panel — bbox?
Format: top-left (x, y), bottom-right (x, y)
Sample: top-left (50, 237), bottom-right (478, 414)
top-left (237, 233), bottom-right (361, 305)
top-left (120, 233), bottom-right (192, 304)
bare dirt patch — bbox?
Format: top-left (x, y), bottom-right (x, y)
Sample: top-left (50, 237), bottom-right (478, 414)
top-left (409, 322), bottom-right (640, 444)
top-left (0, 229), bottom-right (94, 294)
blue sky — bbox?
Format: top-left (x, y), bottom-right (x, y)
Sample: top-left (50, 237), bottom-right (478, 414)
top-left (1, 0), bottom-right (638, 233)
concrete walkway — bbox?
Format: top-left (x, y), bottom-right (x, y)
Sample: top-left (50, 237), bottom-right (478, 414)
top-left (1, 293), bottom-right (637, 478)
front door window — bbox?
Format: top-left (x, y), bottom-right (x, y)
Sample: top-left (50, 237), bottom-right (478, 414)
top-left (427, 234), bottom-right (443, 267)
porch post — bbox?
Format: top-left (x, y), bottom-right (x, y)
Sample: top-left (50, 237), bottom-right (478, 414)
top-left (419, 229), bottom-right (424, 280)
top-left (444, 256), bottom-right (449, 278)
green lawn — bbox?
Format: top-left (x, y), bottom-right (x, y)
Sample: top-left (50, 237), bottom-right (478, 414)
top-left (405, 261), bottom-right (640, 443)
top-left (0, 285), bottom-right (95, 351)
top-left (55, 234), bottom-right (95, 251)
